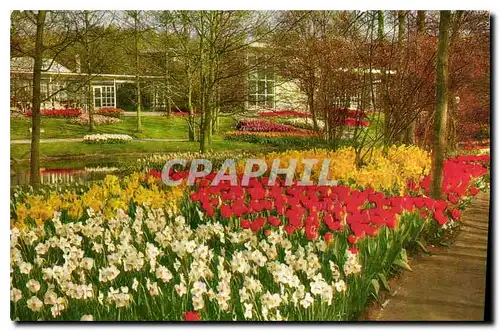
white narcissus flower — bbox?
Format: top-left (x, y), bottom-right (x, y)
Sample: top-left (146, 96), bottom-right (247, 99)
top-left (81, 314), bottom-right (94, 321)
top-left (98, 265), bottom-right (120, 283)
top-left (146, 278), bottom-right (161, 296)
top-left (98, 291), bottom-right (104, 305)
top-left (26, 296), bottom-right (43, 312)
top-left (19, 262), bottom-right (33, 275)
top-left (244, 302), bottom-right (253, 319)
top-left (261, 291), bottom-right (281, 310)
top-left (26, 279), bottom-right (41, 293)
top-left (155, 265), bottom-right (173, 283)
top-left (175, 282), bottom-right (187, 297)
top-left (44, 290), bottom-right (58, 305)
top-left (334, 280), bottom-right (347, 293)
top-left (300, 292), bottom-right (314, 309)
top-left (10, 288), bottom-right (22, 303)
top-left (80, 257), bottom-right (94, 271)
top-left (329, 261), bottom-right (341, 281)
top-left (132, 278), bottom-right (139, 292)
top-left (50, 297), bottom-right (68, 318)
top-left (173, 259), bottom-right (181, 271)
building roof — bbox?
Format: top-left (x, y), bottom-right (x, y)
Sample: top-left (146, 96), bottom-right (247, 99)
top-left (10, 57), bottom-right (72, 74)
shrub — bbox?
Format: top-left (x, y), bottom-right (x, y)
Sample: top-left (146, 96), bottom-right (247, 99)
top-left (70, 114), bottom-right (121, 126)
top-left (96, 108), bottom-right (124, 118)
top-left (25, 109), bottom-right (82, 118)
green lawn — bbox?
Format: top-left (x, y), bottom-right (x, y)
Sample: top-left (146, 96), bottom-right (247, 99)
top-left (10, 116), bottom-right (236, 140)
top-left (10, 139), bottom-right (268, 161)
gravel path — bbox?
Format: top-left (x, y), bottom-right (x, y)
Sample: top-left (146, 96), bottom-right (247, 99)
top-left (367, 189), bottom-right (490, 321)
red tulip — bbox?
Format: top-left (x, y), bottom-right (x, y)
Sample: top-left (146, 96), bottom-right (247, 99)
top-left (268, 216), bottom-right (281, 227)
top-left (183, 311), bottom-right (201, 321)
top-left (348, 247), bottom-right (359, 254)
top-left (470, 186), bottom-right (480, 196)
top-left (347, 235), bottom-right (358, 245)
top-left (220, 204), bottom-right (233, 219)
top-left (324, 232), bottom-right (333, 243)
top-left (240, 219), bottom-right (252, 229)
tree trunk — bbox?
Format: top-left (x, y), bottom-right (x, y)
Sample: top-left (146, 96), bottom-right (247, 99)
top-left (88, 80), bottom-right (94, 132)
top-left (404, 11), bottom-right (426, 145)
top-left (430, 10), bottom-right (451, 199)
top-left (165, 51), bottom-right (172, 117)
top-left (29, 10), bottom-right (47, 187)
top-left (134, 12), bottom-right (142, 132)
top-left (188, 82), bottom-right (195, 141)
top-left (395, 10), bottom-right (407, 143)
top-left (182, 13), bottom-right (195, 141)
top-left (307, 91), bottom-right (317, 130)
top-left (377, 11), bottom-right (384, 41)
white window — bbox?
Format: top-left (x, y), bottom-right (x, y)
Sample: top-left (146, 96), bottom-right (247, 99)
top-left (50, 80), bottom-right (67, 102)
top-left (93, 86), bottom-right (115, 109)
top-left (248, 54), bottom-right (275, 109)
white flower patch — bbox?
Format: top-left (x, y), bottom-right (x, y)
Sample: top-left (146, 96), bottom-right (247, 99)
top-left (83, 133), bottom-right (133, 144)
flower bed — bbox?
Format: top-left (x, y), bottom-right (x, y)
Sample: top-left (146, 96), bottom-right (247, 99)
top-left (255, 146), bottom-right (431, 195)
top-left (70, 114), bottom-right (121, 126)
top-left (96, 108), bottom-right (124, 118)
top-left (236, 119), bottom-right (312, 133)
top-left (259, 110), bottom-right (311, 118)
top-left (282, 118), bottom-right (326, 130)
top-left (279, 117), bottom-right (368, 131)
top-left (25, 109), bottom-right (82, 118)
top-left (344, 118), bottom-right (369, 127)
top-left (9, 151), bottom-right (490, 321)
top-left (83, 133), bottom-right (133, 144)
top-left (224, 131), bottom-right (346, 150)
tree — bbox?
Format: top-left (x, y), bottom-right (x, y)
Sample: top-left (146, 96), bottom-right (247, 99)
top-left (126, 10), bottom-right (144, 132)
top-left (187, 11), bottom-right (272, 153)
top-left (71, 10), bottom-right (113, 132)
top-left (403, 10), bottom-right (426, 145)
top-left (430, 10), bottom-right (451, 199)
top-left (29, 10), bottom-right (47, 187)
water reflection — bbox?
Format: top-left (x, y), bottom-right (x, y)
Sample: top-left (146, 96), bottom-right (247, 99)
top-left (11, 167), bottom-right (119, 186)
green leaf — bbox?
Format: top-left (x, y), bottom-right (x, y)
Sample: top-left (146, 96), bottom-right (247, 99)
top-left (371, 279), bottom-right (380, 296)
top-left (378, 272), bottom-right (390, 291)
top-left (400, 248), bottom-right (409, 262)
top-left (416, 240), bottom-right (431, 255)
top-left (394, 259), bottom-right (413, 271)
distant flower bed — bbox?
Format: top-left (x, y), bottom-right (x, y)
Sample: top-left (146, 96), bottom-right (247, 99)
top-left (344, 118), bottom-right (369, 127)
top-left (96, 108), bottom-right (124, 118)
top-left (282, 117), bottom-right (368, 131)
top-left (70, 114), bottom-right (121, 126)
top-left (283, 118), bottom-right (326, 130)
top-left (458, 139), bottom-right (490, 151)
top-left (258, 110), bottom-right (311, 118)
top-left (236, 119), bottom-right (311, 133)
top-left (224, 131), bottom-right (344, 150)
top-left (25, 109), bottom-right (82, 118)
top-left (83, 133), bottom-right (132, 144)
top-left (227, 131), bottom-right (317, 138)
top-left (84, 166), bottom-right (120, 173)
top-left (329, 108), bottom-right (367, 118)
top-left (161, 110), bottom-right (200, 117)
top-left (39, 168), bottom-right (85, 175)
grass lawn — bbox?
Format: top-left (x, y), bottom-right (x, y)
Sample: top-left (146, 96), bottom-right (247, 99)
top-left (10, 138), bottom-right (269, 161)
top-left (10, 116), bottom-right (236, 140)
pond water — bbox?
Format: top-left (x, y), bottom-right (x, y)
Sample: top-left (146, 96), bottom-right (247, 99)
top-left (9, 157), bottom-right (133, 187)
top-left (10, 167), bottom-right (120, 186)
